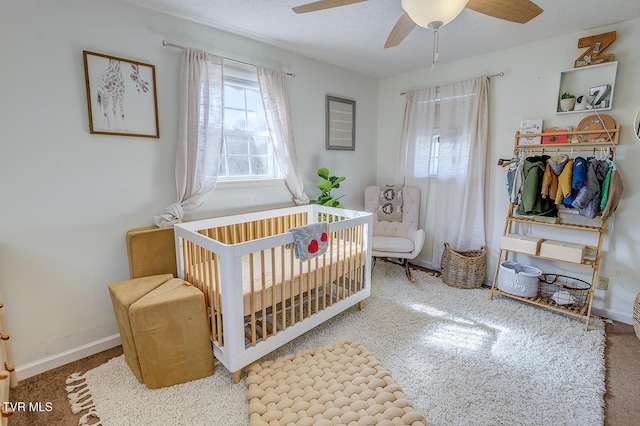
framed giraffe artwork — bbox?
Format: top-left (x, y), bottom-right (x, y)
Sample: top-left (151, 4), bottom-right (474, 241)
top-left (83, 50), bottom-right (159, 138)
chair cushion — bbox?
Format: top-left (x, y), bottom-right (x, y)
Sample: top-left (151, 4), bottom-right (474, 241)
top-left (377, 185), bottom-right (403, 222)
top-left (372, 236), bottom-right (415, 254)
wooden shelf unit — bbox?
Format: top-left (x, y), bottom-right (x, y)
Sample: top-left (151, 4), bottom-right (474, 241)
top-left (490, 127), bottom-right (618, 330)
top-left (514, 125), bottom-right (619, 149)
top-left (555, 61), bottom-right (618, 114)
top-left (490, 203), bottom-right (606, 330)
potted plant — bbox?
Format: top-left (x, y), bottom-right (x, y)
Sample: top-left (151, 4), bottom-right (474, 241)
top-left (559, 91), bottom-right (576, 112)
top-left (309, 167), bottom-right (345, 208)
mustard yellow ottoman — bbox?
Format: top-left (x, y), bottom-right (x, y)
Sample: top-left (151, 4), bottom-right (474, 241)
top-left (108, 274), bottom-right (174, 383)
top-left (129, 278), bottom-right (214, 389)
top-left (109, 276), bottom-right (214, 389)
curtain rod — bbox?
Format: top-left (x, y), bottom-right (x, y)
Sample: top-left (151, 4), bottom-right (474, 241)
top-left (162, 40), bottom-right (295, 77)
top-left (400, 72), bottom-right (504, 96)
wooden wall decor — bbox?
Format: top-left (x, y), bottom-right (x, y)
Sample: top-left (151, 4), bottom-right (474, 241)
top-left (574, 31), bottom-right (616, 68)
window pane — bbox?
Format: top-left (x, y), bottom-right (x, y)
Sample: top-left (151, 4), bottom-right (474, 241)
top-left (225, 135), bottom-right (249, 155)
top-left (224, 109), bottom-right (246, 130)
top-left (250, 137), bottom-right (270, 155)
top-left (224, 86), bottom-right (245, 109)
top-left (218, 158), bottom-right (227, 176)
top-left (246, 110), bottom-right (267, 132)
top-left (228, 156), bottom-right (250, 176)
top-left (246, 90), bottom-right (263, 112)
top-left (251, 156), bottom-right (269, 176)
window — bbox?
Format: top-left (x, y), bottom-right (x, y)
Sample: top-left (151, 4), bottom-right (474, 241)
top-left (413, 130), bottom-right (440, 178)
top-left (428, 132), bottom-right (440, 177)
top-left (219, 65), bottom-right (279, 181)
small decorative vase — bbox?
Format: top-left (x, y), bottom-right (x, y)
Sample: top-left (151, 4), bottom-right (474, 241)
top-left (560, 97), bottom-right (576, 112)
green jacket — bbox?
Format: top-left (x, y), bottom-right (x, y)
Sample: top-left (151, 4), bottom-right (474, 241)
top-left (516, 157), bottom-right (557, 217)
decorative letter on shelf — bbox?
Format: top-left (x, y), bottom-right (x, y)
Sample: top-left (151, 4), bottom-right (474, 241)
top-left (574, 31), bottom-right (616, 68)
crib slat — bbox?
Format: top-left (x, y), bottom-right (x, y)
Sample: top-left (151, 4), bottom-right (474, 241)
top-left (270, 247), bottom-right (277, 336)
top-left (213, 254), bottom-right (223, 346)
top-left (260, 250), bottom-right (267, 342)
top-left (314, 257), bottom-right (319, 314)
top-left (289, 247), bottom-right (296, 326)
top-left (328, 230), bottom-right (335, 304)
top-left (249, 253), bottom-right (256, 347)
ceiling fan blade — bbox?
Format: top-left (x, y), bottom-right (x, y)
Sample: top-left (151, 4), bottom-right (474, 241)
top-left (384, 12), bottom-right (417, 49)
top-left (292, 0), bottom-right (368, 14)
top-left (465, 0), bottom-right (543, 24)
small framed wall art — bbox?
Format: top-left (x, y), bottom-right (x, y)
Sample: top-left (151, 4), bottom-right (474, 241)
top-left (518, 119), bottom-right (543, 145)
top-left (326, 95), bottom-right (355, 150)
top-left (83, 50), bottom-right (159, 138)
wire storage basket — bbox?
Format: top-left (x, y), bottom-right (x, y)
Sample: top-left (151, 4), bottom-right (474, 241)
top-left (440, 242), bottom-right (487, 289)
top-left (538, 273), bottom-right (590, 313)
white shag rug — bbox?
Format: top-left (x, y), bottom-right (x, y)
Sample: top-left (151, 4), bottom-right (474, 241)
top-left (67, 262), bottom-right (606, 426)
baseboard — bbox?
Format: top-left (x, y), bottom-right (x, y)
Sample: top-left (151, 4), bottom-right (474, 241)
top-left (592, 307), bottom-right (632, 325)
top-left (15, 334), bottom-right (122, 381)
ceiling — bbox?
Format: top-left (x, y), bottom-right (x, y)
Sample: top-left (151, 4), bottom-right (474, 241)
top-left (121, 0), bottom-right (640, 78)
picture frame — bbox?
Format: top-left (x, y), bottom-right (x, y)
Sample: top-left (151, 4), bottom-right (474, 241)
top-left (326, 95), bottom-right (355, 150)
top-left (83, 50), bottom-right (159, 138)
top-left (518, 119), bottom-right (543, 145)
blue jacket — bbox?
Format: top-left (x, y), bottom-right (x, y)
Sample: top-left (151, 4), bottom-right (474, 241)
top-left (564, 156), bottom-right (587, 207)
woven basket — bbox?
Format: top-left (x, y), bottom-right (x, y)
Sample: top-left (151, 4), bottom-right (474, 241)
top-left (440, 242), bottom-right (487, 289)
top-left (634, 292), bottom-right (640, 340)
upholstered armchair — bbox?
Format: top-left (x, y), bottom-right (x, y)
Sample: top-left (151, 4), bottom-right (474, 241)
top-left (364, 186), bottom-right (425, 281)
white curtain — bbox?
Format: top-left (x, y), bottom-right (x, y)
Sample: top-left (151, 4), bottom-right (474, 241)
top-left (431, 76), bottom-right (489, 268)
top-left (395, 87), bottom-right (438, 235)
top-left (154, 48), bottom-right (224, 227)
top-left (257, 67), bottom-right (309, 205)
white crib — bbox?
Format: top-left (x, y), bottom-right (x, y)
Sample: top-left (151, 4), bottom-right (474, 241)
top-left (173, 205), bottom-right (372, 382)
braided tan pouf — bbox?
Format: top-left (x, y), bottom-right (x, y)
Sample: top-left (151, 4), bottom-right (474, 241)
top-left (245, 340), bottom-right (428, 426)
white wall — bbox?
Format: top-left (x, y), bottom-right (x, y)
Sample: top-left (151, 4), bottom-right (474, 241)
top-left (0, 0), bottom-right (378, 370)
top-left (377, 19), bottom-right (640, 324)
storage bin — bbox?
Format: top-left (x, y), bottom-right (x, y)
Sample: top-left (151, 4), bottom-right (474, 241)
top-left (538, 274), bottom-right (590, 310)
top-left (496, 261), bottom-right (542, 297)
top-left (539, 240), bottom-right (586, 263)
top-left (501, 234), bottom-right (543, 255)
top-left (440, 243), bottom-right (487, 289)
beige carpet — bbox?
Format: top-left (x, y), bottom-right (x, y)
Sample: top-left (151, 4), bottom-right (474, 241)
top-left (244, 340), bottom-right (427, 426)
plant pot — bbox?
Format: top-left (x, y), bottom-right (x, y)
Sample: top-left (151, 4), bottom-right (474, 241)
top-left (560, 97), bottom-right (576, 112)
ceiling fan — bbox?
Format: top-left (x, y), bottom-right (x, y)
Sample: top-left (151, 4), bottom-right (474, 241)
top-left (292, 0), bottom-right (543, 50)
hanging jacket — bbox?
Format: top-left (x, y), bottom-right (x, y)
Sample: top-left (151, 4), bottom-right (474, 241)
top-left (508, 158), bottom-right (524, 205)
top-left (555, 158), bottom-right (574, 205)
top-left (572, 159), bottom-right (609, 218)
top-left (601, 168), bottom-right (624, 220)
top-left (563, 156), bottom-right (587, 207)
top-left (548, 154), bottom-right (569, 176)
top-left (542, 154), bottom-right (569, 199)
top-left (599, 159), bottom-right (614, 212)
top-left (541, 164), bottom-right (558, 199)
top-left (517, 155), bottom-right (556, 216)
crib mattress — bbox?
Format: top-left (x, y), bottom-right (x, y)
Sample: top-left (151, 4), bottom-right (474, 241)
top-left (198, 242), bottom-right (364, 317)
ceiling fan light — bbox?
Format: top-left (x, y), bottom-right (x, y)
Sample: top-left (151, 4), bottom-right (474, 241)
top-left (400, 0), bottom-right (468, 28)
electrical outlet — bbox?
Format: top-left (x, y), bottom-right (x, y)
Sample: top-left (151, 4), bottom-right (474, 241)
top-left (597, 276), bottom-right (609, 291)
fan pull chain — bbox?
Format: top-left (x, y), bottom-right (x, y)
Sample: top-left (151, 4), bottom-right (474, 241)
top-left (428, 21), bottom-right (443, 72)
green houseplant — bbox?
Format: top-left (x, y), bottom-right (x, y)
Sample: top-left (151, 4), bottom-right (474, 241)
top-left (559, 91), bottom-right (575, 100)
top-left (309, 167), bottom-right (345, 208)
top-left (559, 91), bottom-right (576, 112)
